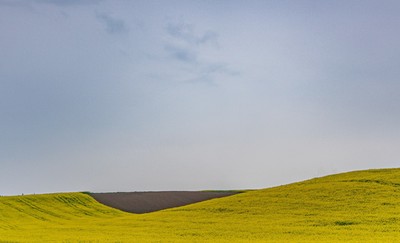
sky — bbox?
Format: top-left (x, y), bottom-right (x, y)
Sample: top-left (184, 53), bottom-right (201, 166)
top-left (1, 0), bottom-right (400, 195)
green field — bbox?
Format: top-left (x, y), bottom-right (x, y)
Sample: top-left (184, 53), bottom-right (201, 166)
top-left (1, 168), bottom-right (400, 242)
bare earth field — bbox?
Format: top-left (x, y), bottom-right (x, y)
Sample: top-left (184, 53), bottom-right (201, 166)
top-left (88, 191), bottom-right (239, 213)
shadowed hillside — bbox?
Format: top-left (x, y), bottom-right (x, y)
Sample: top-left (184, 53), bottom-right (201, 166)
top-left (1, 168), bottom-right (400, 242)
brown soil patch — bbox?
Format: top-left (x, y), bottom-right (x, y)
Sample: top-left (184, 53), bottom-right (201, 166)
top-left (88, 191), bottom-right (238, 214)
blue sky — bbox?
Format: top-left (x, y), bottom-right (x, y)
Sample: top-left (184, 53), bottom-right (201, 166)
top-left (1, 0), bottom-right (400, 195)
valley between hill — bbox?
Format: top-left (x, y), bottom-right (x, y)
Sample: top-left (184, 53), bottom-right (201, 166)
top-left (1, 168), bottom-right (400, 242)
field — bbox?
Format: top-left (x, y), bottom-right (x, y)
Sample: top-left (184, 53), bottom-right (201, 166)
top-left (1, 168), bottom-right (400, 242)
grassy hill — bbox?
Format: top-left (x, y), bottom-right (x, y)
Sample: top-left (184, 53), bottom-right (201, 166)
top-left (1, 168), bottom-right (400, 242)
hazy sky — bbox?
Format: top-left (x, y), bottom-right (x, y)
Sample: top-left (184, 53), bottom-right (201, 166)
top-left (1, 0), bottom-right (400, 195)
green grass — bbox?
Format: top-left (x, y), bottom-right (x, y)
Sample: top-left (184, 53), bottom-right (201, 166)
top-left (2, 168), bottom-right (400, 242)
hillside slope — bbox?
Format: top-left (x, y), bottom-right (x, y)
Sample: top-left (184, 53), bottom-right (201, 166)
top-left (1, 168), bottom-right (400, 242)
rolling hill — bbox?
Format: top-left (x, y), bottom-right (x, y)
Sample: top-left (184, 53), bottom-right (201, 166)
top-left (1, 168), bottom-right (400, 242)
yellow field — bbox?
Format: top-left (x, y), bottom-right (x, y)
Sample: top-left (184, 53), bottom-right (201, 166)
top-left (1, 168), bottom-right (400, 242)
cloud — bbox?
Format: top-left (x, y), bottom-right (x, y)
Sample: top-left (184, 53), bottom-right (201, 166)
top-left (96, 13), bottom-right (128, 35)
top-left (185, 63), bottom-right (240, 85)
top-left (163, 20), bottom-right (237, 85)
top-left (166, 22), bottom-right (218, 46)
top-left (164, 45), bottom-right (197, 63)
